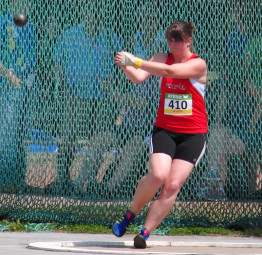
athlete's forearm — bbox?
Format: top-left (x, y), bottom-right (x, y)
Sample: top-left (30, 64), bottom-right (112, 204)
top-left (120, 65), bottom-right (150, 84)
top-left (139, 60), bottom-right (171, 77)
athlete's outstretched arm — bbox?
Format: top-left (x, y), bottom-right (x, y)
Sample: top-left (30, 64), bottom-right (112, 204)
top-left (115, 51), bottom-right (207, 83)
top-left (141, 57), bottom-right (207, 80)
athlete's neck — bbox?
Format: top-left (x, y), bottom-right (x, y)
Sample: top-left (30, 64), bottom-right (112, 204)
top-left (171, 50), bottom-right (193, 63)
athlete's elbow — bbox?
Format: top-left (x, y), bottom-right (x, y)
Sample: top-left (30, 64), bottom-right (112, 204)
top-left (132, 75), bottom-right (149, 84)
top-left (129, 77), bottom-right (144, 84)
top-left (161, 68), bottom-right (175, 77)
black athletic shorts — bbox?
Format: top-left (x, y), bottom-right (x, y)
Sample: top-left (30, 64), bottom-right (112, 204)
top-left (149, 126), bottom-right (207, 165)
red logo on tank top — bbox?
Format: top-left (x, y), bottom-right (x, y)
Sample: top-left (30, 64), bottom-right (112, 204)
top-left (165, 83), bottom-right (186, 90)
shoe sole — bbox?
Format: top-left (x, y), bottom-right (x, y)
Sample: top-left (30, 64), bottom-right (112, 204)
top-left (112, 229), bottom-right (123, 237)
top-left (112, 223), bottom-right (125, 237)
top-left (134, 235), bottom-right (146, 249)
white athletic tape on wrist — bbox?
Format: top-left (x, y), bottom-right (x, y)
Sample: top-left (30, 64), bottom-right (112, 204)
top-left (120, 52), bottom-right (142, 68)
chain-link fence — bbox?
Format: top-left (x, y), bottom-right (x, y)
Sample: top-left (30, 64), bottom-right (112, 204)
top-left (0, 0), bottom-right (261, 227)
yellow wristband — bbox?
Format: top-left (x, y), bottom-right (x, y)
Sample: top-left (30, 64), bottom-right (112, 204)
top-left (134, 57), bottom-right (142, 68)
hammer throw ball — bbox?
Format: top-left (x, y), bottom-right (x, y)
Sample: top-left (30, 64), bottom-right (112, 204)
top-left (13, 13), bottom-right (28, 27)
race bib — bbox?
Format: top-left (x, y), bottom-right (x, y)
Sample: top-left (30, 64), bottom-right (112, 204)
top-left (164, 93), bottom-right (192, 115)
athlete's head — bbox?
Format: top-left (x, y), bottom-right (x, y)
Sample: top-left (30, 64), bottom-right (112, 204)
top-left (165, 21), bottom-right (195, 51)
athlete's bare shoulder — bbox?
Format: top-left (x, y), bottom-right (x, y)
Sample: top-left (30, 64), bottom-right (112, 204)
top-left (149, 52), bottom-right (168, 63)
top-left (190, 56), bottom-right (207, 66)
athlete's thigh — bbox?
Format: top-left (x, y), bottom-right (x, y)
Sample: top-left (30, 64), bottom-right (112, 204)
top-left (148, 153), bottom-right (172, 180)
top-left (165, 159), bottom-right (195, 188)
top-left (175, 133), bottom-right (207, 165)
top-left (149, 126), bottom-right (176, 158)
top-left (148, 127), bottom-right (176, 179)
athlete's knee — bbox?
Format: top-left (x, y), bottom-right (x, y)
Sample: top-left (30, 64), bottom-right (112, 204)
top-left (163, 180), bottom-right (183, 196)
top-left (147, 171), bottom-right (168, 187)
top-left (148, 158), bottom-right (171, 185)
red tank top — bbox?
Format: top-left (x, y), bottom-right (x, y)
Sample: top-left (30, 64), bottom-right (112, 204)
top-left (154, 53), bottom-right (208, 133)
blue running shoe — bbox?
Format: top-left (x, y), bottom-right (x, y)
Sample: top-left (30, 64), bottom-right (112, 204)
top-left (134, 228), bottom-right (150, 249)
top-left (112, 210), bottom-right (136, 237)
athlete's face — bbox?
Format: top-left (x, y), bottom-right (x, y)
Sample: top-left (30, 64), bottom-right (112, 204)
top-left (167, 37), bottom-right (192, 55)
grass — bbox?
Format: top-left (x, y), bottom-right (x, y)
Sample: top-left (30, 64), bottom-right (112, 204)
top-left (1, 219), bottom-right (262, 237)
top-left (0, 196), bottom-right (261, 237)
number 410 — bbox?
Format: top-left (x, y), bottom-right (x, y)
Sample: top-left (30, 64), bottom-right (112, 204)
top-left (168, 100), bottom-right (188, 109)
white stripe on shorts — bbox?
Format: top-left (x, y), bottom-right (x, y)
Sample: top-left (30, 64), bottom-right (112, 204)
top-left (149, 133), bottom-right (153, 155)
top-left (195, 139), bottom-right (206, 166)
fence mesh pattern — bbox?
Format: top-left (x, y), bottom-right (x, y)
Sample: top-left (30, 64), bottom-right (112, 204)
top-left (0, 0), bottom-right (261, 228)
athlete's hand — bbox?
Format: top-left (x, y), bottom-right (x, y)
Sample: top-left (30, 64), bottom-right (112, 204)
top-left (114, 51), bottom-right (142, 68)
